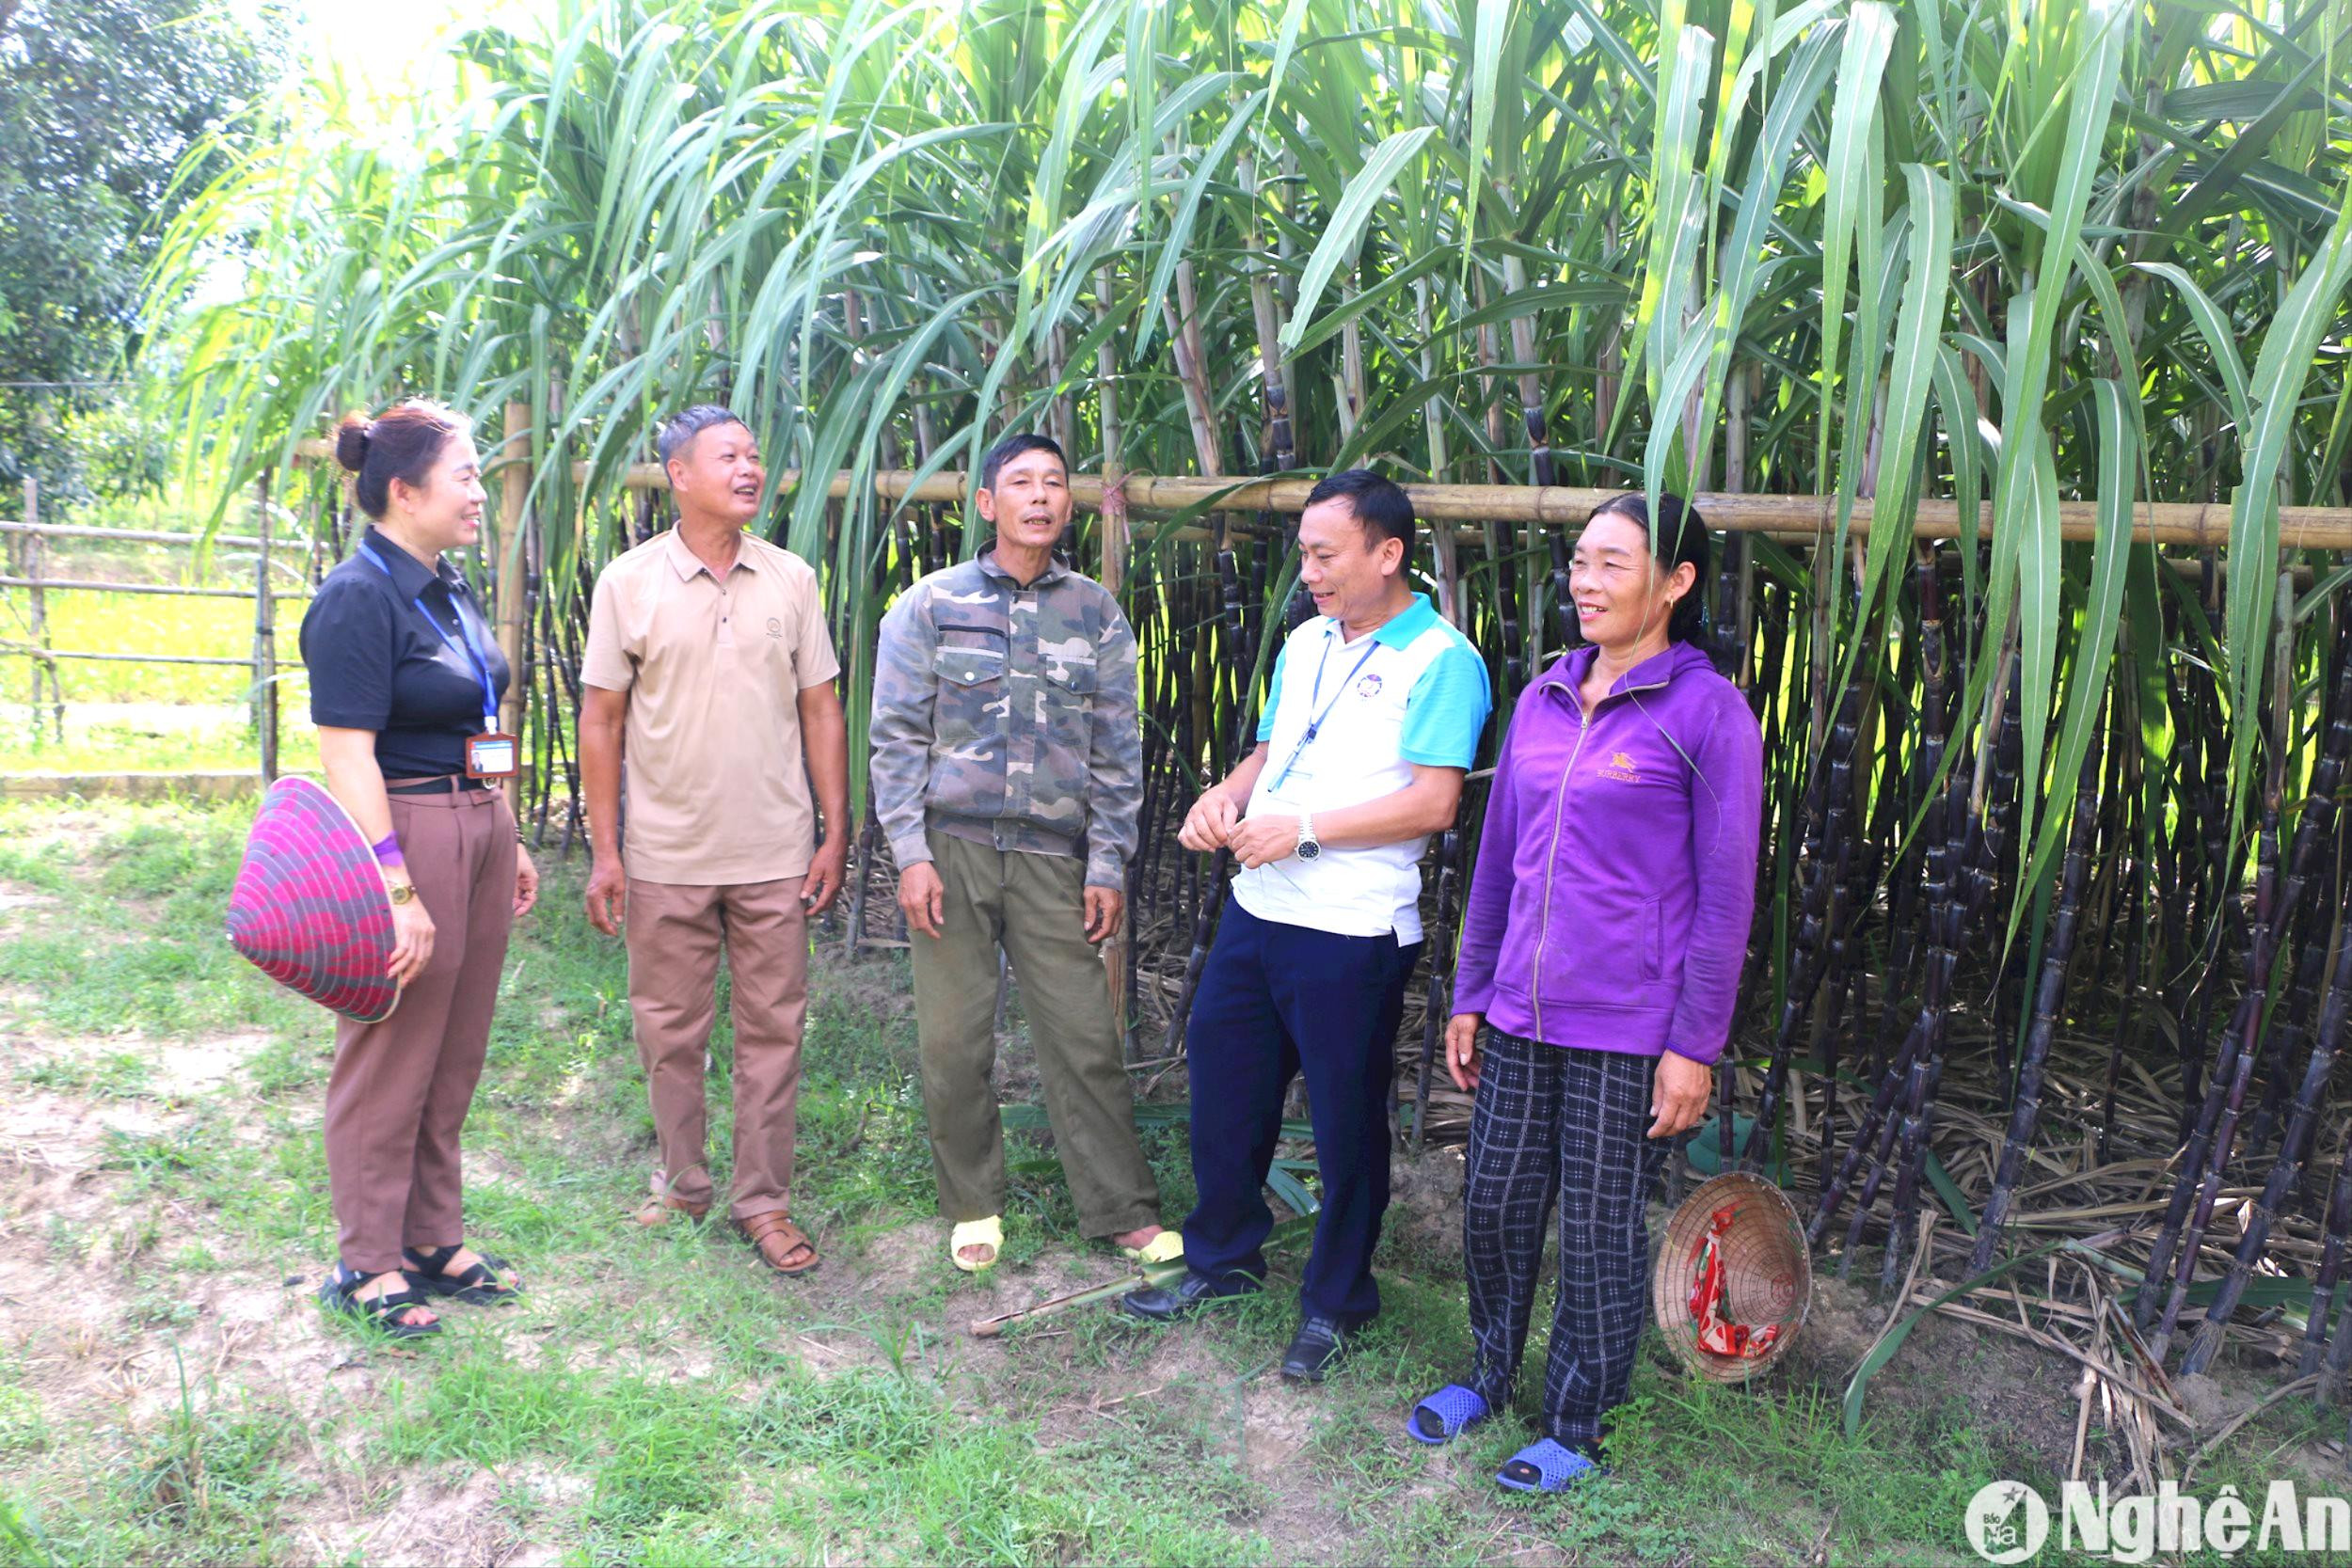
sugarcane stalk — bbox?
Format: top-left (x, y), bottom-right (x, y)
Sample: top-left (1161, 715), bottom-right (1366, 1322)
top-left (1502, 254), bottom-right (1569, 653)
top-left (2300, 1132), bottom-right (2352, 1380)
top-left (2182, 896), bottom-right (2352, 1373)
top-left (1972, 730), bottom-right (2106, 1271)
top-left (2175, 635), bottom-right (2352, 1370)
top-left (1159, 545), bottom-right (1261, 1058)
top-left (2146, 813), bottom-right (2280, 1358)
top-left (1744, 646), bottom-right (1867, 1163)
top-left (1409, 826), bottom-right (1463, 1152)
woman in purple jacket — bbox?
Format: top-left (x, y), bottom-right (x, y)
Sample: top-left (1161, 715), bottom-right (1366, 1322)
top-left (1406, 493), bottom-right (1763, 1492)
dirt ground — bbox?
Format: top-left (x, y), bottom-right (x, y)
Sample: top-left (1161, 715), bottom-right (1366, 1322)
top-left (3, 812), bottom-right (2348, 1564)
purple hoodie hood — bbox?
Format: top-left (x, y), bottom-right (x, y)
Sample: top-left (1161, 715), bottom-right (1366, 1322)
top-left (1451, 640), bottom-right (1764, 1064)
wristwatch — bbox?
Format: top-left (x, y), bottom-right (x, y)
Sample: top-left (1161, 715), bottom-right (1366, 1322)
top-left (1295, 815), bottom-right (1321, 861)
top-left (386, 879), bottom-right (417, 906)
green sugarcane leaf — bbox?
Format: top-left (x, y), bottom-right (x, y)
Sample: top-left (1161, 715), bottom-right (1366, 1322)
top-left (1279, 125), bottom-right (1437, 351)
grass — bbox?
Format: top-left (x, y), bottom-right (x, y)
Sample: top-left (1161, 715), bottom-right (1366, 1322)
top-left (0, 795), bottom-right (2328, 1566)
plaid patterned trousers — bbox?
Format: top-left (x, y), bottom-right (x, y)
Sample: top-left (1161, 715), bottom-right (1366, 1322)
top-left (1462, 1032), bottom-right (1665, 1445)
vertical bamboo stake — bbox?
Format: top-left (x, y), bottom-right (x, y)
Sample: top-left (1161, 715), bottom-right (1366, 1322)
top-left (499, 400), bottom-right (532, 811)
top-left (1415, 277), bottom-right (1464, 626)
top-left (23, 477), bottom-right (59, 741)
top-left (1095, 265), bottom-right (1135, 1054)
top-left (251, 471), bottom-right (278, 782)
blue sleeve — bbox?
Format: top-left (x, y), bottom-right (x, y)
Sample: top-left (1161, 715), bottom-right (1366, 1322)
top-left (1399, 640), bottom-right (1491, 768)
top-left (1254, 643), bottom-right (1288, 742)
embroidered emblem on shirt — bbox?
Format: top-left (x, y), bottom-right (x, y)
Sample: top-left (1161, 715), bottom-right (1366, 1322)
top-left (1356, 673), bottom-right (1384, 698)
top-left (766, 617), bottom-right (784, 639)
top-left (1602, 751), bottom-right (1641, 783)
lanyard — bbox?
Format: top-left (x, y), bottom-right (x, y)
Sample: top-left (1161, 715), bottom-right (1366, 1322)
top-left (358, 540), bottom-right (500, 733)
top-left (1268, 630), bottom-right (1381, 789)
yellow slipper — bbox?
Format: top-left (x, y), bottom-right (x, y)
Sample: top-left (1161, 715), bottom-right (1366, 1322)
top-left (1120, 1230), bottom-right (1185, 1265)
top-left (950, 1215), bottom-right (1003, 1273)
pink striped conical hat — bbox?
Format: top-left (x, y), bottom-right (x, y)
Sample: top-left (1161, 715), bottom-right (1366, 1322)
top-left (225, 778), bottom-right (400, 1022)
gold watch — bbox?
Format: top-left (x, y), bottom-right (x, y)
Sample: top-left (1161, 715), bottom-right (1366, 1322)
top-left (386, 880), bottom-right (417, 906)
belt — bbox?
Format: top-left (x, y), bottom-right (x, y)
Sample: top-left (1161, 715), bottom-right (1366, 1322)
top-left (385, 775), bottom-right (495, 796)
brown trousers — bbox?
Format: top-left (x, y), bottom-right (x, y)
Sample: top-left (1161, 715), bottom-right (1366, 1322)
top-left (324, 788), bottom-right (516, 1275)
top-left (624, 877), bottom-right (809, 1220)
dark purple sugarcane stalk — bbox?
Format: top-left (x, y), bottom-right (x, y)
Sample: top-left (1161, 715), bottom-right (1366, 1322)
top-left (1972, 732), bottom-right (2106, 1271)
top-left (2300, 1135), bottom-right (2352, 1380)
top-left (1875, 554), bottom-right (1952, 1083)
top-left (2139, 794), bottom-right (2285, 1338)
top-left (2242, 637), bottom-right (2352, 1152)
top-left (1880, 1054), bottom-right (1945, 1292)
top-left (1409, 826), bottom-right (1464, 1152)
top-left (2175, 642), bottom-right (2352, 1370)
top-left (2100, 864), bottom-right (2144, 1164)
top-left (1744, 656), bottom-right (1867, 1164)
top-left (1811, 766), bottom-right (1968, 1246)
top-left (2181, 913), bottom-right (2352, 1373)
top-left (1892, 669), bottom-right (2024, 1225)
top-left (1160, 544), bottom-right (1258, 1058)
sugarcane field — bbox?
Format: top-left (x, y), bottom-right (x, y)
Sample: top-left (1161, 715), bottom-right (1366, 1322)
top-left (11, 0), bottom-right (2352, 1563)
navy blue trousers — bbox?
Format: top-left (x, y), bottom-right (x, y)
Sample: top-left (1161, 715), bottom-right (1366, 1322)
top-left (1180, 899), bottom-right (1422, 1323)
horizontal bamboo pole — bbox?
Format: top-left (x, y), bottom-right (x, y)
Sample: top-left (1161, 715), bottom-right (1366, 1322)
top-left (0, 649), bottom-right (256, 668)
top-left (0, 521), bottom-right (309, 553)
top-left (0, 577), bottom-right (310, 601)
top-left (287, 439), bottom-right (2352, 550)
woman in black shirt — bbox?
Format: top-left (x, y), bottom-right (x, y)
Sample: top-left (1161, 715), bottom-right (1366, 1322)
top-left (299, 399), bottom-right (538, 1338)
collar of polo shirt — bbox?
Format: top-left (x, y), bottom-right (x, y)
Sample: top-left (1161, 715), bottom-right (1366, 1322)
top-left (363, 526), bottom-right (466, 597)
top-left (1333, 590), bottom-right (1440, 649)
top-left (661, 527), bottom-right (764, 580)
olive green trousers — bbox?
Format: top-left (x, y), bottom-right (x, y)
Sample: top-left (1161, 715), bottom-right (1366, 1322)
top-left (908, 831), bottom-right (1161, 1238)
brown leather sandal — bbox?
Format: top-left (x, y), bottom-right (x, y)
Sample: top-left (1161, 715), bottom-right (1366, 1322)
top-left (739, 1212), bottom-right (818, 1275)
top-left (634, 1171), bottom-right (709, 1227)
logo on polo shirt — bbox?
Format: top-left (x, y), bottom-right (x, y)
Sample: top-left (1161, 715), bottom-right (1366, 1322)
top-left (1602, 751), bottom-right (1640, 783)
top-left (766, 617), bottom-right (784, 639)
top-left (1356, 673), bottom-right (1384, 698)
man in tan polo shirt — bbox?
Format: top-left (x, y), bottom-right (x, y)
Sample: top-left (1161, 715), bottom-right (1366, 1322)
top-left (579, 404), bottom-right (848, 1275)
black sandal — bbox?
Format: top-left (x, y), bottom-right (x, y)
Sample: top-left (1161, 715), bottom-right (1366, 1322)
top-left (403, 1243), bottom-right (523, 1306)
top-left (317, 1263), bottom-right (442, 1339)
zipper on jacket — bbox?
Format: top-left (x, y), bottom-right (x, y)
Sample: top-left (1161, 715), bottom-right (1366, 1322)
top-left (1526, 669), bottom-right (1673, 1042)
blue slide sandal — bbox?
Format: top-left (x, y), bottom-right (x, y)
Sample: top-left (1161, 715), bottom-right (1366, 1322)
top-left (1406, 1384), bottom-right (1489, 1446)
top-left (1496, 1437), bottom-right (1603, 1493)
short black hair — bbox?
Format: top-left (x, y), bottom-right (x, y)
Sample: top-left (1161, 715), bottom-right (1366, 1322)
top-left (979, 431), bottom-right (1067, 492)
top-left (1589, 491), bottom-right (1711, 644)
top-left (656, 404), bottom-right (751, 468)
top-left (1304, 467), bottom-right (1415, 558)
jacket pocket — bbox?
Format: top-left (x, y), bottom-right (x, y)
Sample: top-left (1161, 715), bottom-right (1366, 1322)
top-left (928, 646), bottom-right (1010, 818)
top-left (1644, 896), bottom-right (1662, 982)
top-left (934, 645), bottom-right (1006, 687)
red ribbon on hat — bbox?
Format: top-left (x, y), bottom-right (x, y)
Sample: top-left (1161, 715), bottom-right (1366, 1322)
top-left (1687, 1204), bottom-right (1782, 1359)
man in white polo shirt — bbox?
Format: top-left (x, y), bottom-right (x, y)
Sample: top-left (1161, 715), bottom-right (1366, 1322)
top-left (1120, 469), bottom-right (1490, 1382)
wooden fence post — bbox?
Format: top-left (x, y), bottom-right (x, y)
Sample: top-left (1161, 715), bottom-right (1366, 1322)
top-left (499, 399), bottom-right (532, 812)
top-left (23, 477), bottom-right (59, 741)
top-left (251, 470), bottom-right (278, 782)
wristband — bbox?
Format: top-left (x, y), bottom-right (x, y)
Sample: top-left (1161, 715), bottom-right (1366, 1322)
top-left (372, 832), bottom-right (405, 871)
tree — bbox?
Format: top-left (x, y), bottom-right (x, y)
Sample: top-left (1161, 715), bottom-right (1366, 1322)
top-left (0, 0), bottom-right (278, 496)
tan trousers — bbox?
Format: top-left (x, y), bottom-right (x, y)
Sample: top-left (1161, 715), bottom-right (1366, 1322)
top-left (624, 877), bottom-right (809, 1220)
top-left (909, 832), bottom-right (1160, 1238)
top-left (323, 788), bottom-right (516, 1275)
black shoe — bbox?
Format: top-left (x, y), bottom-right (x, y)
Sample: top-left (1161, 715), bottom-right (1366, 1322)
top-left (1279, 1314), bottom-right (1358, 1382)
top-left (1120, 1269), bottom-right (1258, 1323)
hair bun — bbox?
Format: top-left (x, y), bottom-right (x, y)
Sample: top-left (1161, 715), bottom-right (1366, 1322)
top-left (332, 414), bottom-right (372, 474)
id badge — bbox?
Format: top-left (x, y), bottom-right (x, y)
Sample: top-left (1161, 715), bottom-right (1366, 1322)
top-left (465, 732), bottom-right (519, 780)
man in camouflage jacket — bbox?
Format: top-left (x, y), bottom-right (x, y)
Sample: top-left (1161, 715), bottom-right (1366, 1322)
top-left (868, 433), bottom-right (1171, 1270)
